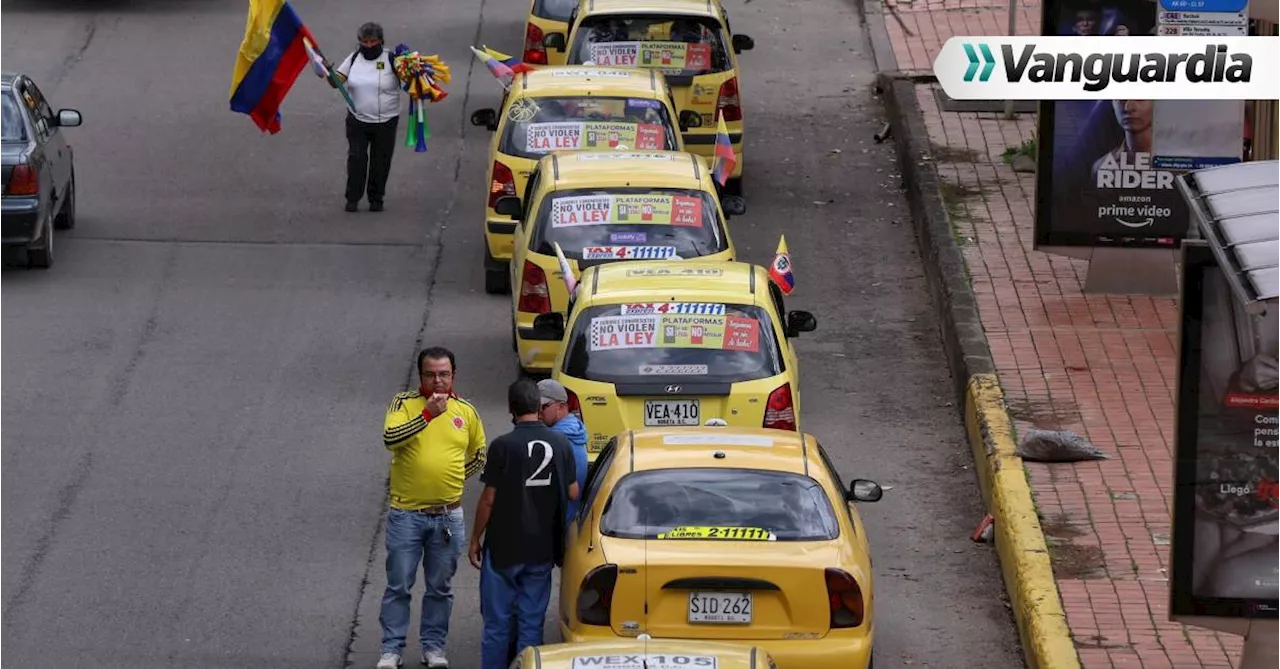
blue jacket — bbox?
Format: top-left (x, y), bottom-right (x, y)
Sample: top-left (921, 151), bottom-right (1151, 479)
top-left (551, 413), bottom-right (589, 523)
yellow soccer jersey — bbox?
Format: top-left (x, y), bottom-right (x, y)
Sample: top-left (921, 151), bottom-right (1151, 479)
top-left (382, 390), bottom-right (487, 509)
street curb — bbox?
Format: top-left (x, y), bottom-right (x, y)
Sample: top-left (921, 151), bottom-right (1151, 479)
top-left (859, 4), bottom-right (1082, 669)
top-left (966, 375), bottom-right (1082, 669)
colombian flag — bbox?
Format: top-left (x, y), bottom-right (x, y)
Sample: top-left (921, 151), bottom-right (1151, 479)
top-left (482, 45), bottom-right (536, 74)
top-left (712, 113), bottom-right (736, 186)
top-left (769, 235), bottom-right (795, 295)
top-left (229, 0), bottom-right (314, 134)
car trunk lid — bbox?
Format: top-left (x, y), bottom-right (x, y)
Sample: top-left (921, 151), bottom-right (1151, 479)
top-left (599, 536), bottom-right (836, 640)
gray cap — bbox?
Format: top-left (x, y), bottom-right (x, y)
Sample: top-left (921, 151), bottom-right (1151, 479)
top-left (537, 379), bottom-right (568, 405)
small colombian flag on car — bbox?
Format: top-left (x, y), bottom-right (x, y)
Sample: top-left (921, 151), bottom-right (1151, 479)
top-left (769, 235), bottom-right (795, 295)
top-left (712, 113), bottom-right (736, 187)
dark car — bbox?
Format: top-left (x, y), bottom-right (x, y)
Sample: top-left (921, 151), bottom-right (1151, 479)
top-left (2, 72), bottom-right (81, 268)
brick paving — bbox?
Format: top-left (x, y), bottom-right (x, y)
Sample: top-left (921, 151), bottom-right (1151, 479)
top-left (878, 1), bottom-right (1245, 667)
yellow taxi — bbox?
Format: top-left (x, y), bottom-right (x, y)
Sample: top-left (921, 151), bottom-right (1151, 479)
top-left (495, 150), bottom-right (744, 374)
top-left (521, 0), bottom-right (576, 67)
top-left (470, 67), bottom-right (687, 294)
top-left (526, 260), bottom-right (816, 457)
top-left (557, 427), bottom-right (884, 669)
top-left (511, 637), bottom-right (778, 669)
top-left (561, 0), bottom-right (754, 194)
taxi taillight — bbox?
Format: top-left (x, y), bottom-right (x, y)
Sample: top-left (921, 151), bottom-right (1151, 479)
top-left (524, 24), bottom-right (548, 65)
top-left (489, 161), bottom-right (517, 210)
top-left (763, 382), bottom-right (796, 431)
top-left (825, 568), bottom-right (865, 628)
top-left (518, 260), bottom-right (551, 314)
top-left (7, 163), bottom-right (39, 196)
top-left (717, 77), bottom-right (742, 123)
top-left (577, 564), bottom-right (618, 626)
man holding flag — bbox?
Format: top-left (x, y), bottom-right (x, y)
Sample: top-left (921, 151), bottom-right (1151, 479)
top-left (329, 22), bottom-right (406, 213)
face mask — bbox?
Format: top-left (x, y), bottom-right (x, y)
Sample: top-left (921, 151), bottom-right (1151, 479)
top-left (360, 44), bottom-right (382, 60)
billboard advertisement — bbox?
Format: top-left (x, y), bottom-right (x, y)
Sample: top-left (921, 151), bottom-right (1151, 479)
top-left (1170, 241), bottom-right (1279, 619)
top-left (1033, 0), bottom-right (1244, 248)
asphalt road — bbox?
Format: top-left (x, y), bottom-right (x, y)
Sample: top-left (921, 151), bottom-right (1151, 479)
top-left (1, 0), bottom-right (1025, 667)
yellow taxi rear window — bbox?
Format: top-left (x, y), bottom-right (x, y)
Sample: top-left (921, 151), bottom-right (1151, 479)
top-left (500, 96), bottom-right (679, 159)
top-left (569, 16), bottom-right (730, 76)
top-left (529, 188), bottom-right (727, 261)
top-left (563, 303), bottom-right (783, 384)
top-left (600, 468), bottom-right (839, 541)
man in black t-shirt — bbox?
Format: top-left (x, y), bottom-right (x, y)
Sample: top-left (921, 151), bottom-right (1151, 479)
top-left (468, 379), bottom-right (580, 669)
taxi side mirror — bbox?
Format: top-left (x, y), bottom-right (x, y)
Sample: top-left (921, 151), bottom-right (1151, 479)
top-left (785, 310), bottom-right (817, 337)
top-left (544, 33), bottom-right (567, 51)
top-left (533, 312), bottom-right (565, 340)
top-left (732, 34), bottom-right (755, 53)
top-left (721, 195), bottom-right (746, 217)
top-left (494, 196), bottom-right (523, 219)
top-left (470, 108), bottom-right (498, 131)
top-left (847, 479), bottom-right (883, 503)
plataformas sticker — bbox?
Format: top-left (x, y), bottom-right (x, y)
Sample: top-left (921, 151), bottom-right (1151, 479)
top-left (571, 656), bottom-right (718, 669)
top-left (550, 194), bottom-right (703, 228)
top-left (525, 122), bottom-right (664, 153)
top-left (656, 526), bottom-right (777, 541)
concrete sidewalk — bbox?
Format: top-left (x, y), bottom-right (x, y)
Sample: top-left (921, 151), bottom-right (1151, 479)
top-left (866, 1), bottom-right (1246, 667)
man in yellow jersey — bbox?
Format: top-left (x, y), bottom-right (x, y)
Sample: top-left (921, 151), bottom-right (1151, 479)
top-left (377, 347), bottom-right (487, 669)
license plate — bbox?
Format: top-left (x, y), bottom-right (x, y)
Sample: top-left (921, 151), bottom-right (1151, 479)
top-left (644, 399), bottom-right (700, 426)
top-left (687, 591), bottom-right (752, 624)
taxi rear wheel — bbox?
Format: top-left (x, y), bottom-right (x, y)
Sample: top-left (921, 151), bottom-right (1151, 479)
top-left (483, 249), bottom-right (510, 295)
top-left (724, 174), bottom-right (744, 197)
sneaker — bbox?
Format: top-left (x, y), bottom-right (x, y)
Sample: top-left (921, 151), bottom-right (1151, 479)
top-left (422, 649), bottom-right (448, 668)
top-left (376, 653), bottom-right (402, 669)
top-left (345, 201), bottom-right (359, 212)
top-left (370, 201), bottom-right (384, 212)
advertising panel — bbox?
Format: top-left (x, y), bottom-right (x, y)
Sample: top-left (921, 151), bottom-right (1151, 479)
top-left (1035, 0), bottom-right (1196, 247)
top-left (1170, 242), bottom-right (1279, 619)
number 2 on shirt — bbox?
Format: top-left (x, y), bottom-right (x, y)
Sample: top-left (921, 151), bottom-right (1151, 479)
top-left (525, 440), bottom-right (554, 487)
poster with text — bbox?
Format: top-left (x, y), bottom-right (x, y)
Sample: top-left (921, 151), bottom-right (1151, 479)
top-left (1035, 0), bottom-right (1191, 247)
top-left (1171, 243), bottom-right (1279, 620)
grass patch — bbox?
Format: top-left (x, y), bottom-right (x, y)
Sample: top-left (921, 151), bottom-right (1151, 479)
top-left (937, 179), bottom-right (981, 246)
top-left (930, 142), bottom-right (985, 164)
top-left (1001, 137), bottom-right (1037, 165)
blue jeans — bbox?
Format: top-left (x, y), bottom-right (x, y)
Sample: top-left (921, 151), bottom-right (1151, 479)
top-left (379, 506), bottom-right (465, 655)
top-left (479, 550), bottom-right (553, 669)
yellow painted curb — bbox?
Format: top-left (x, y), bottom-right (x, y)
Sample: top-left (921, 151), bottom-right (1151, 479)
top-left (965, 374), bottom-right (1081, 669)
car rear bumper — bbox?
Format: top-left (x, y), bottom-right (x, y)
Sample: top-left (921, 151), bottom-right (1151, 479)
top-left (516, 323), bottom-right (559, 372)
top-left (2, 196), bottom-right (43, 245)
top-left (485, 217), bottom-right (516, 260)
top-left (560, 626), bottom-right (872, 669)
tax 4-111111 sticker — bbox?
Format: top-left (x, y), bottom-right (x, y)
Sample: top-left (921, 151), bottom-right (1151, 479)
top-left (582, 246), bottom-right (678, 260)
top-left (620, 302), bottom-right (724, 315)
